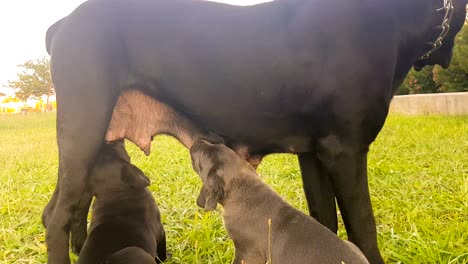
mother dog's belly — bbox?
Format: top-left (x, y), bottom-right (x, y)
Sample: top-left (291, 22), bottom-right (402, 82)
top-left (189, 113), bottom-right (318, 155)
top-left (148, 82), bottom-right (331, 155)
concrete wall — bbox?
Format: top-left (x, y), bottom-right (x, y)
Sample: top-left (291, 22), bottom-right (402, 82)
top-left (389, 92), bottom-right (468, 115)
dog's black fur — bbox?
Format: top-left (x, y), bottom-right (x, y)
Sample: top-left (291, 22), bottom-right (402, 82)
top-left (77, 145), bottom-right (166, 264)
top-left (190, 139), bottom-right (369, 264)
top-left (43, 0), bottom-right (467, 263)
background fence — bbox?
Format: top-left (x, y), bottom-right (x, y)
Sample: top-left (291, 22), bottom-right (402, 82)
top-left (389, 92), bottom-right (468, 115)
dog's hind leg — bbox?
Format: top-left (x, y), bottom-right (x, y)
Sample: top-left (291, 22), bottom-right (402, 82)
top-left (44, 29), bottom-right (126, 264)
top-left (43, 178), bottom-right (92, 255)
top-left (43, 172), bottom-right (91, 255)
top-left (46, 83), bottom-right (120, 263)
top-left (69, 194), bottom-right (92, 254)
top-left (69, 141), bottom-right (129, 254)
top-left (42, 179), bottom-right (59, 228)
top-left (43, 142), bottom-right (129, 255)
top-left (298, 152), bottom-right (337, 233)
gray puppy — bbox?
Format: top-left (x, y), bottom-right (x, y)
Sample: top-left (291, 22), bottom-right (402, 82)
top-left (77, 145), bottom-right (166, 264)
top-left (190, 140), bottom-right (369, 264)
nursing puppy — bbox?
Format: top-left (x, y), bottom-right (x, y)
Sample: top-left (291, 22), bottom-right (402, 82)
top-left (190, 140), bottom-right (369, 264)
top-left (77, 145), bottom-right (166, 264)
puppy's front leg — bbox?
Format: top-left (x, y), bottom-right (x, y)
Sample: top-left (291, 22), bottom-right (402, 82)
top-left (233, 255), bottom-right (244, 264)
top-left (156, 234), bottom-right (167, 263)
top-left (232, 249), bottom-right (252, 264)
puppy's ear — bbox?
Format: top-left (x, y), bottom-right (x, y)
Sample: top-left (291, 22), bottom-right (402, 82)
top-left (190, 154), bottom-right (203, 175)
top-left (121, 164), bottom-right (150, 189)
top-left (196, 175), bottom-right (224, 211)
top-left (190, 141), bottom-right (206, 174)
top-left (200, 132), bottom-right (224, 145)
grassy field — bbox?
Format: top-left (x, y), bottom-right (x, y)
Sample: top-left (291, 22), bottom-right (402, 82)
top-left (0, 113), bottom-right (467, 263)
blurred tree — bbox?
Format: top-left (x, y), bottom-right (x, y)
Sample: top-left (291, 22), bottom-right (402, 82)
top-left (397, 23), bottom-right (468, 94)
top-left (8, 58), bottom-right (54, 111)
top-left (454, 21), bottom-right (468, 73)
top-left (397, 67), bottom-right (439, 95)
top-left (433, 23), bottom-right (468, 93)
top-left (433, 56), bottom-right (468, 93)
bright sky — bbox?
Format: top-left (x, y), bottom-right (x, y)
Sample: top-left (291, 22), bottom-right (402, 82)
top-left (0, 0), bottom-right (272, 96)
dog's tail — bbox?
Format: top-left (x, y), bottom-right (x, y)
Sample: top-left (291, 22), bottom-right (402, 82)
top-left (45, 17), bottom-right (66, 55)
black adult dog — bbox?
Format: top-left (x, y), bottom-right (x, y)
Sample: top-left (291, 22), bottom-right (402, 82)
top-left (43, 0), bottom-right (467, 263)
top-left (191, 139), bottom-right (370, 264)
top-left (77, 144), bottom-right (166, 264)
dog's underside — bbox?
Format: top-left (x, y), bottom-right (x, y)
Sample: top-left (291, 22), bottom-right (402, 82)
top-left (105, 89), bottom-right (264, 167)
top-left (43, 0), bottom-right (467, 263)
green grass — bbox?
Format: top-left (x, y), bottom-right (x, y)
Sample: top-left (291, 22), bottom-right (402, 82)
top-left (0, 113), bottom-right (467, 263)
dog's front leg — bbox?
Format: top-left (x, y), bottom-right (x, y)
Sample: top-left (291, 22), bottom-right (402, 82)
top-left (317, 135), bottom-right (384, 264)
top-left (231, 245), bottom-right (257, 264)
top-left (298, 152), bottom-right (338, 233)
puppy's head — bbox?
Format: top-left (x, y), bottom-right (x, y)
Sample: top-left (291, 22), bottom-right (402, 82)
top-left (90, 145), bottom-right (150, 197)
top-left (190, 139), bottom-right (247, 211)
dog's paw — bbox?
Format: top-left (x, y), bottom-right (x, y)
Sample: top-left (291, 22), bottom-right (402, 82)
top-left (71, 236), bottom-right (86, 254)
top-left (70, 225), bottom-right (88, 254)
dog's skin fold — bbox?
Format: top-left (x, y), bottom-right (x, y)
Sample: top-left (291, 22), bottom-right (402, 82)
top-left (42, 0), bottom-right (467, 263)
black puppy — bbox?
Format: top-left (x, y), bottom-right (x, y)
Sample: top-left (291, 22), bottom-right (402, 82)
top-left (190, 140), bottom-right (369, 264)
top-left (77, 146), bottom-right (166, 264)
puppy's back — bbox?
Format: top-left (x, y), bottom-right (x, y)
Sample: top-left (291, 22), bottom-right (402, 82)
top-left (77, 219), bottom-right (156, 264)
top-left (107, 246), bottom-right (156, 264)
